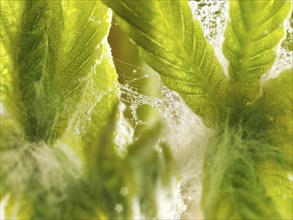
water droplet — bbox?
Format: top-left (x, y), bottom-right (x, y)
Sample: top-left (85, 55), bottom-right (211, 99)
top-left (269, 116), bottom-right (275, 122)
top-left (115, 204), bottom-right (123, 213)
top-left (0, 102), bottom-right (6, 115)
top-left (133, 69), bottom-right (137, 73)
top-left (119, 103), bottom-right (126, 112)
top-left (119, 187), bottom-right (128, 196)
top-left (75, 127), bottom-right (80, 135)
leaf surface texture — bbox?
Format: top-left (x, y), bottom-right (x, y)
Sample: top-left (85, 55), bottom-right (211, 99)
top-left (102, 0), bottom-right (228, 126)
top-left (223, 0), bottom-right (291, 102)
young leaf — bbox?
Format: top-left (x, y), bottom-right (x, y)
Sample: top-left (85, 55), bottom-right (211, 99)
top-left (202, 128), bottom-right (282, 219)
top-left (126, 119), bottom-right (173, 218)
top-left (0, 0), bottom-right (26, 131)
top-left (83, 105), bottom-right (173, 219)
top-left (1, 0), bottom-right (118, 142)
top-left (16, 0), bottom-right (63, 140)
top-left (102, 0), bottom-right (228, 127)
top-left (281, 11), bottom-right (293, 51)
top-left (0, 138), bottom-right (82, 219)
top-left (1, 0), bottom-right (119, 218)
top-left (51, 0), bottom-right (118, 141)
top-left (253, 68), bottom-right (293, 165)
top-left (223, 0), bottom-right (291, 102)
top-left (204, 68), bottom-right (293, 219)
top-left (252, 68), bottom-right (293, 218)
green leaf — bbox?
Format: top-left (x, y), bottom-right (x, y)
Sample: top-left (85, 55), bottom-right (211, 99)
top-left (258, 68), bottom-right (292, 164)
top-left (202, 128), bottom-right (282, 219)
top-left (78, 105), bottom-right (131, 219)
top-left (204, 68), bottom-right (293, 219)
top-left (223, 0), bottom-right (292, 102)
top-left (1, 0), bottom-right (119, 218)
top-left (51, 0), bottom-right (118, 142)
top-left (1, 0), bottom-right (118, 142)
top-left (253, 69), bottom-right (293, 218)
top-left (0, 138), bottom-right (82, 219)
top-left (257, 161), bottom-right (293, 219)
top-left (0, 0), bottom-right (26, 130)
top-left (16, 0), bottom-right (63, 140)
top-left (83, 105), bottom-right (173, 219)
top-left (281, 11), bottom-right (293, 51)
top-left (102, 0), bottom-right (228, 127)
top-left (126, 119), bottom-right (174, 218)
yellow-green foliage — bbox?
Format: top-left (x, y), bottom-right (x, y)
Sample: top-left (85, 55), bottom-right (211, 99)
top-left (103, 0), bottom-right (292, 219)
top-left (1, 0), bottom-right (292, 219)
top-left (1, 0), bottom-right (173, 219)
